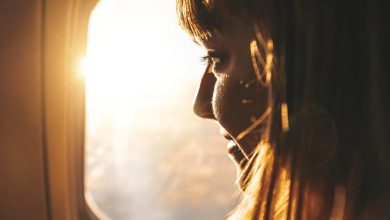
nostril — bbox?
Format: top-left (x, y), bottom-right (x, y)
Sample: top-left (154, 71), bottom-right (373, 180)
top-left (193, 101), bottom-right (215, 119)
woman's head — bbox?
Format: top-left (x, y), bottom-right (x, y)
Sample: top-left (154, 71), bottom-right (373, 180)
top-left (177, 0), bottom-right (282, 164)
top-left (177, 0), bottom-right (390, 219)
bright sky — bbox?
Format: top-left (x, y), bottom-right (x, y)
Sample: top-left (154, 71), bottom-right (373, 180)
top-left (82, 1), bottom-right (238, 219)
top-left (82, 0), bottom-right (204, 108)
top-left (82, 0), bottom-right (206, 140)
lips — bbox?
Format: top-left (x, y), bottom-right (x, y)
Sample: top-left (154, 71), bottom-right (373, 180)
top-left (220, 127), bottom-right (248, 168)
top-left (228, 141), bottom-right (247, 165)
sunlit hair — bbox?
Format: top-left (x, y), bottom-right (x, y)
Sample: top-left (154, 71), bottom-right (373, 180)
top-left (177, 0), bottom-right (390, 219)
top-left (176, 0), bottom-right (213, 40)
top-left (176, 0), bottom-right (250, 40)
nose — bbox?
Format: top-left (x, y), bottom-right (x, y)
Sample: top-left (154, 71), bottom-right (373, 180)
top-left (193, 66), bottom-right (216, 119)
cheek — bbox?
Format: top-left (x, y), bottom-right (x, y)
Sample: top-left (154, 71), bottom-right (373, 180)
top-left (212, 73), bottom-right (271, 153)
top-left (212, 77), bottom-right (253, 137)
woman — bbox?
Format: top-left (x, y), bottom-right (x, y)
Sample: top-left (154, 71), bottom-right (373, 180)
top-left (177, 0), bottom-right (389, 219)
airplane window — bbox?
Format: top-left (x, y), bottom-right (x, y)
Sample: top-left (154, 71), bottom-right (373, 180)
top-left (83, 0), bottom-right (239, 219)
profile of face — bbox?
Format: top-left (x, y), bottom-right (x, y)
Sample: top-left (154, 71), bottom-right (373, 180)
top-left (193, 19), bottom-right (271, 170)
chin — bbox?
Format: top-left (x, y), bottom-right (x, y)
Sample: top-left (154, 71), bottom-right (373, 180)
top-left (227, 144), bottom-right (251, 190)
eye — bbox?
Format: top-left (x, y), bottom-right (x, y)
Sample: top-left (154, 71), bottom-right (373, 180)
top-left (200, 55), bottom-right (222, 65)
top-left (200, 51), bottom-right (227, 73)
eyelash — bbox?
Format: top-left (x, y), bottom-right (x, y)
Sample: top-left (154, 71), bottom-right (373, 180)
top-left (200, 54), bottom-right (224, 66)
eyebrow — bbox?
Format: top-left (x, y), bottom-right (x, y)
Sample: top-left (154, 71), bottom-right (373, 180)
top-left (207, 50), bottom-right (223, 56)
top-left (198, 38), bottom-right (218, 50)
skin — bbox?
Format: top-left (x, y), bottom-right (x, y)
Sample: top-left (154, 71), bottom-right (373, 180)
top-left (193, 19), bottom-right (271, 169)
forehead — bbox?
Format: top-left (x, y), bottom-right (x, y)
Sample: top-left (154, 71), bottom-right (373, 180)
top-left (197, 19), bottom-right (254, 50)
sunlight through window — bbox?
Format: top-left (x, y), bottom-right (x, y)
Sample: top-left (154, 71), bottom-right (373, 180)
top-left (84, 0), bottom-right (239, 219)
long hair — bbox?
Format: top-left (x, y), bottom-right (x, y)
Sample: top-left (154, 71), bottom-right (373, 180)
top-left (177, 0), bottom-right (390, 219)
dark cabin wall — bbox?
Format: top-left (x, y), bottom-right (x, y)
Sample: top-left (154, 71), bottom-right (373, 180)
top-left (0, 1), bottom-right (48, 220)
top-left (0, 0), bottom-right (99, 219)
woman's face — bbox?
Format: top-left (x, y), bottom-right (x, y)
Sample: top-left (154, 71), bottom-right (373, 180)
top-left (194, 20), bottom-right (270, 169)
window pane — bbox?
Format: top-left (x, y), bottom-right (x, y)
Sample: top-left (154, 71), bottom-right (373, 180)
top-left (84, 1), bottom-right (239, 219)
